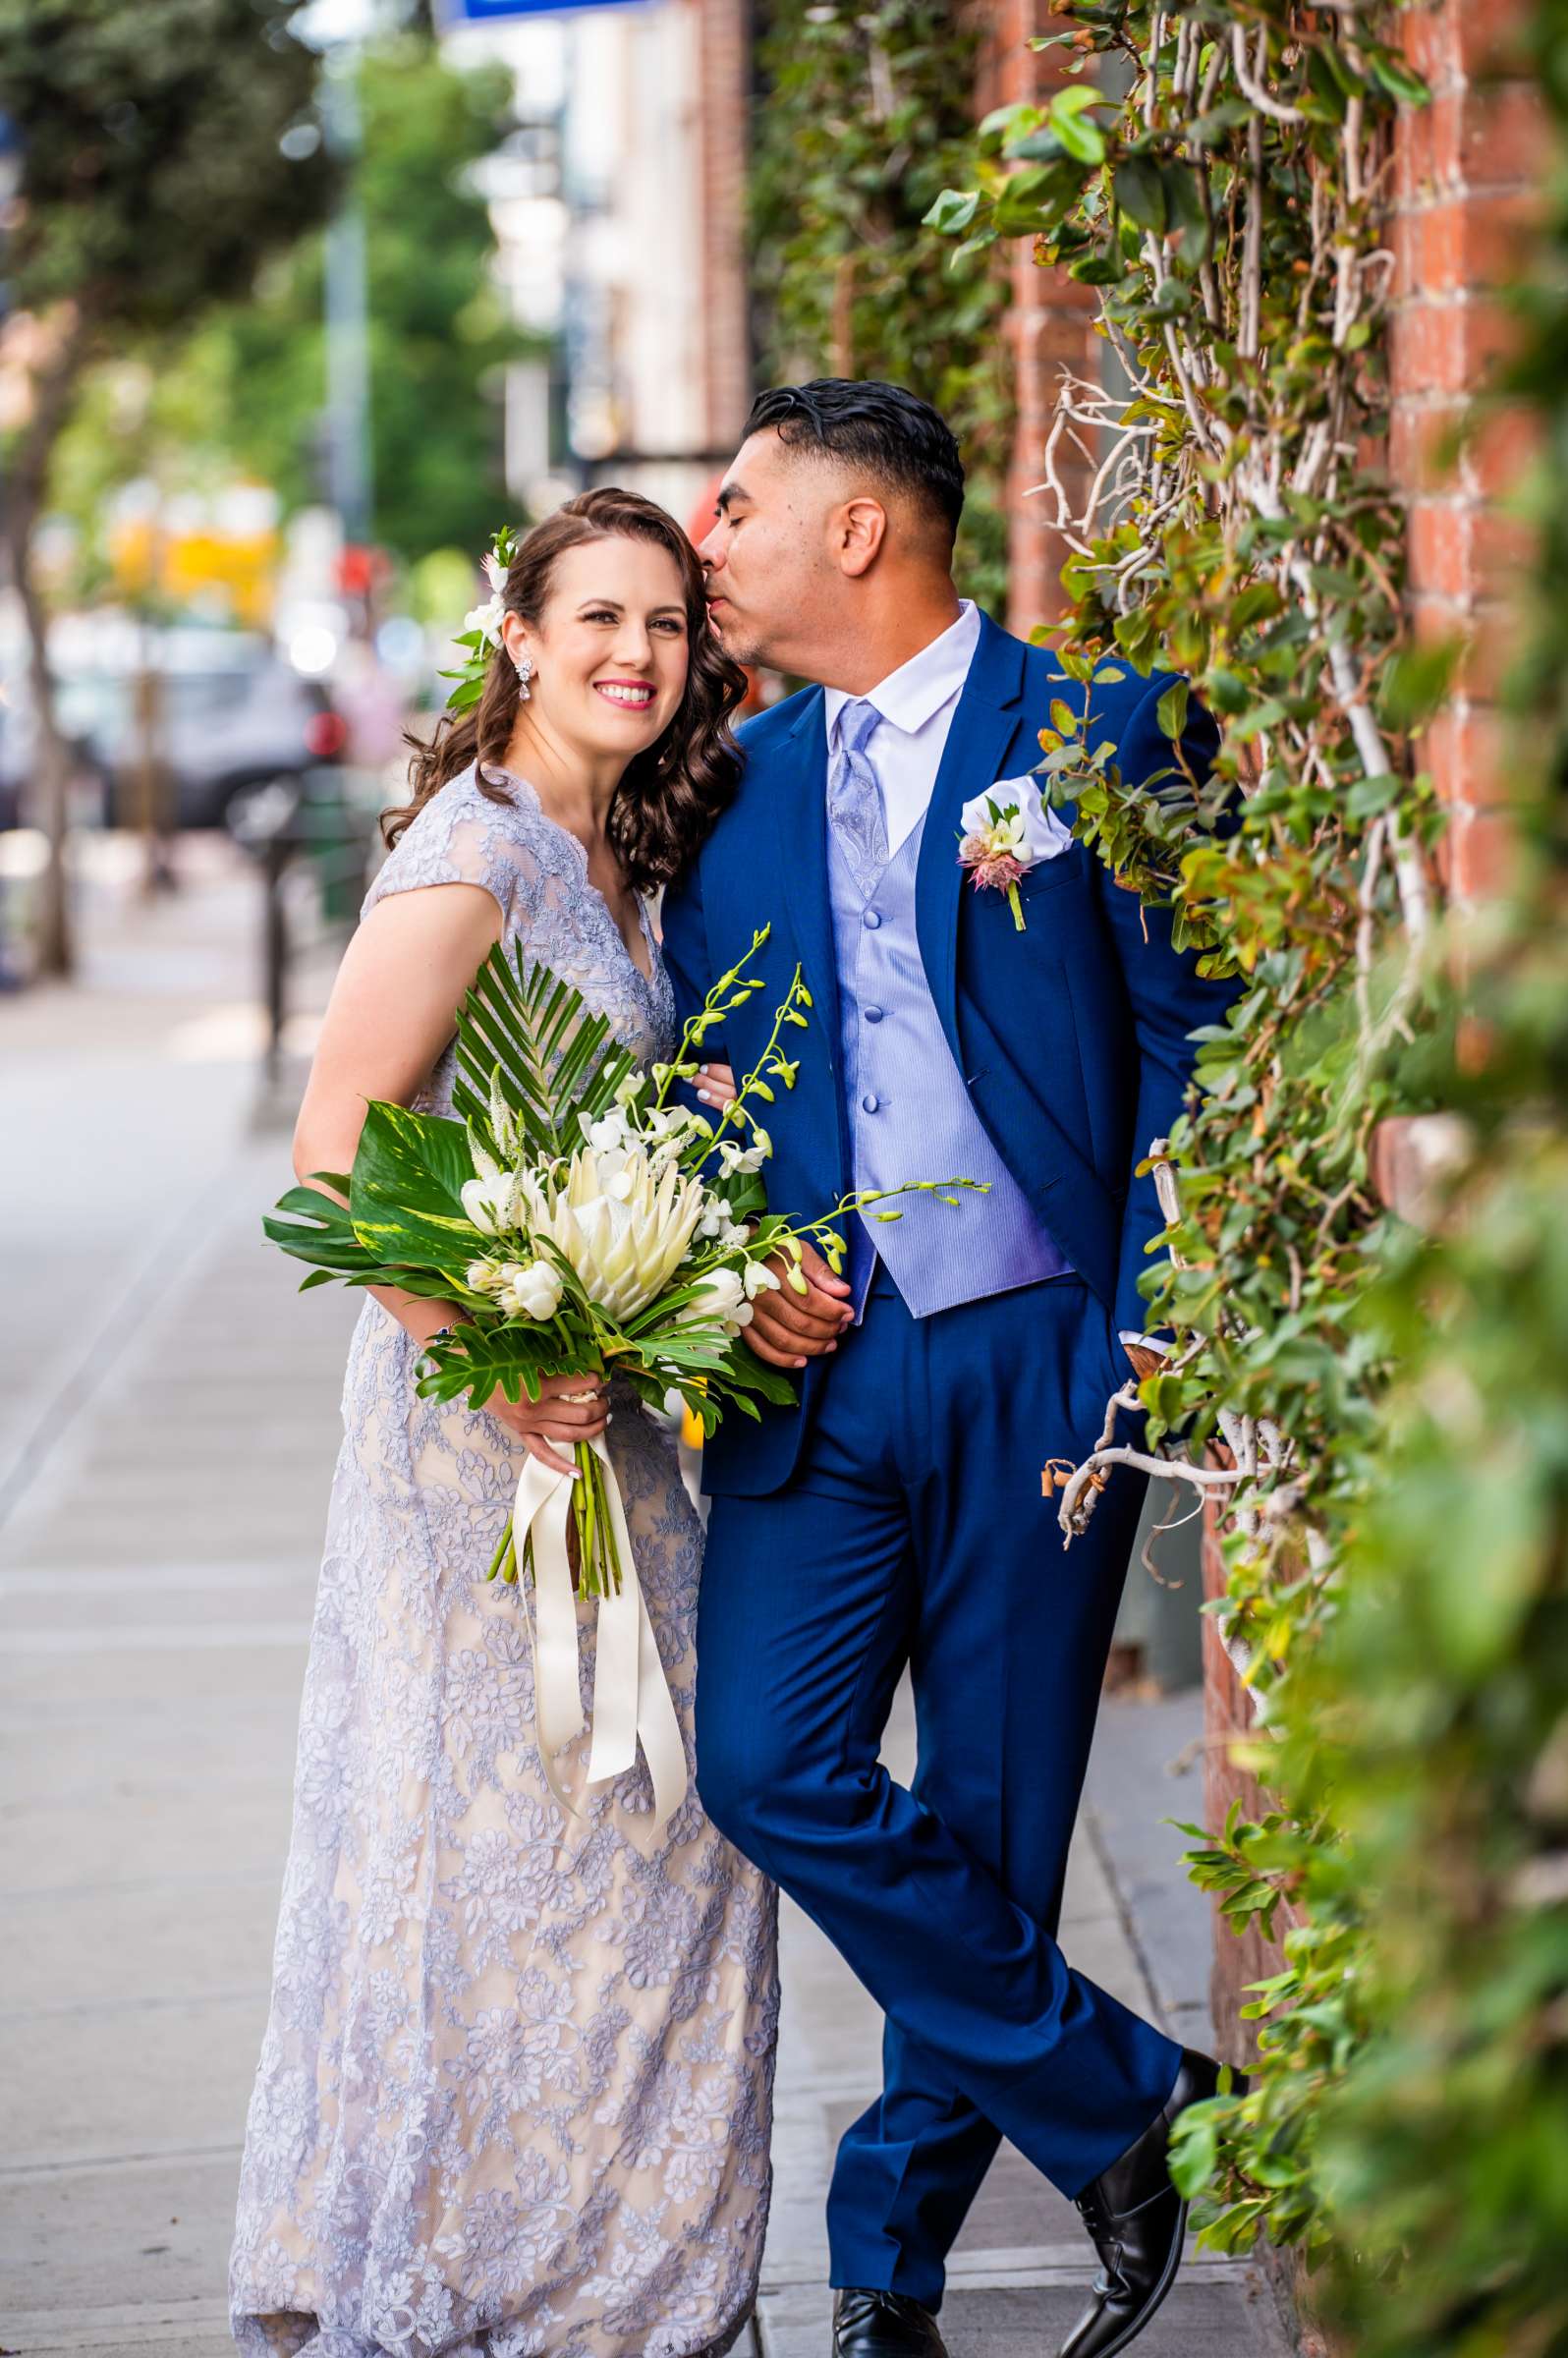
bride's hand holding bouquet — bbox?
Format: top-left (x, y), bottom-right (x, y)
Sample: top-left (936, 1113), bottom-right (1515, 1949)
top-left (265, 924), bottom-right (982, 1830)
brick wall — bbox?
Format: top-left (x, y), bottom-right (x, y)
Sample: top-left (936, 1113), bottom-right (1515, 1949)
top-left (1390, 0), bottom-right (1544, 912)
top-left (975, 2), bottom-right (1101, 636)
top-left (1202, 0), bottom-right (1546, 2046)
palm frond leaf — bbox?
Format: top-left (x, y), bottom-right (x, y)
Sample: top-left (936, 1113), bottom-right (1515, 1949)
top-left (452, 941), bottom-right (640, 1162)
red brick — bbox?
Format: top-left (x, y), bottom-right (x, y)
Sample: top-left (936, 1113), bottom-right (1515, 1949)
top-left (1400, 3), bottom-right (1458, 94)
top-left (1461, 81), bottom-right (1553, 191)
top-left (1449, 802), bottom-right (1520, 903)
top-left (1467, 400), bottom-right (1540, 499)
top-left (1388, 394), bottom-right (1468, 492)
top-left (1397, 189), bottom-right (1543, 296)
top-left (1408, 496), bottom-right (1471, 597)
top-left (1471, 497), bottom-right (1539, 594)
top-left (1390, 294), bottom-right (1525, 399)
top-left (1452, 0), bottom-right (1535, 77)
top-left (1422, 703), bottom-right (1513, 807)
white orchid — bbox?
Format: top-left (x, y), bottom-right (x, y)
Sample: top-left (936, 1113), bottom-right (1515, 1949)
top-left (717, 1137), bottom-right (769, 1179)
top-left (461, 1167), bottom-right (522, 1236)
top-left (744, 1259), bottom-right (782, 1300)
top-left (516, 1144), bottom-right (706, 1320)
top-left (581, 1107), bottom-right (632, 1156)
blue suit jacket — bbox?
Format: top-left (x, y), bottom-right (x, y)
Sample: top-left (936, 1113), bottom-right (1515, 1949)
top-left (660, 610), bottom-right (1239, 1496)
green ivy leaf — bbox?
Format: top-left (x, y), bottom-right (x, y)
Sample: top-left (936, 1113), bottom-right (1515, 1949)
top-left (923, 188), bottom-right (980, 235)
top-left (1155, 680), bottom-right (1190, 743)
top-left (1112, 152), bottom-right (1165, 232)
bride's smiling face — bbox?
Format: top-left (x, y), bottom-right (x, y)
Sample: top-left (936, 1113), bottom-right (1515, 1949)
top-left (501, 535), bottom-right (690, 761)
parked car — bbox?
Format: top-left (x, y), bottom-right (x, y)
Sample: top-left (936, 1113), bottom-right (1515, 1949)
top-left (1, 632), bottom-right (347, 833)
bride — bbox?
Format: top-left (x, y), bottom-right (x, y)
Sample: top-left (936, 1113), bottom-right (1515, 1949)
top-left (230, 488), bottom-right (778, 2358)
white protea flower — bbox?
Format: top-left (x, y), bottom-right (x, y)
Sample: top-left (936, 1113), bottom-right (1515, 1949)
top-left (516, 1145), bottom-right (706, 1320)
top-left (467, 1257), bottom-right (508, 1292)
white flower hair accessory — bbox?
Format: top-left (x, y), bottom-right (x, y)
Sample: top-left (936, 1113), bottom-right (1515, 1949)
top-left (439, 524), bottom-right (521, 715)
top-left (957, 772), bottom-right (1074, 931)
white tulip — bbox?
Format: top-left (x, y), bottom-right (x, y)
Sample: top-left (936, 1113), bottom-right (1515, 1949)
top-left (678, 1265), bottom-right (753, 1337)
top-left (500, 1259), bottom-right (564, 1320)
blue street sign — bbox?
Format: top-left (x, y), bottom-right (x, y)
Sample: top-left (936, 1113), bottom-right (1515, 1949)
top-left (445, 0), bottom-right (644, 18)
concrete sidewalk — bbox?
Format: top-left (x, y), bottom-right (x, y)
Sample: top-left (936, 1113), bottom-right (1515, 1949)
top-left (0, 844), bottom-right (1291, 2358)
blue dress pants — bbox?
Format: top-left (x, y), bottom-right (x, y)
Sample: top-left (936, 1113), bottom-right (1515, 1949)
top-left (694, 1264), bottom-right (1183, 2312)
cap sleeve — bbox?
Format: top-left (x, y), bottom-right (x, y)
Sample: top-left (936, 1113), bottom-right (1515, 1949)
top-left (361, 768), bottom-right (538, 926)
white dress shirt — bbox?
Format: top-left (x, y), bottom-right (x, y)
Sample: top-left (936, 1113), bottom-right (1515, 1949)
top-left (822, 599), bottom-right (981, 859)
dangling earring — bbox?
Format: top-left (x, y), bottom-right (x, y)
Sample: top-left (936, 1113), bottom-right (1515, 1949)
top-left (515, 652), bottom-right (534, 701)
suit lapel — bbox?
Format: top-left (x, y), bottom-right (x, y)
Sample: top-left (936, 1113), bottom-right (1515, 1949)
top-left (770, 688), bottom-right (838, 1026)
top-left (914, 613), bottom-right (1029, 1067)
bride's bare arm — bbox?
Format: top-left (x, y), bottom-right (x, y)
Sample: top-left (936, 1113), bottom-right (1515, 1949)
top-left (292, 882), bottom-right (606, 1474)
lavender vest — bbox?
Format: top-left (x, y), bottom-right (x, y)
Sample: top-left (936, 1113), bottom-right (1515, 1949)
top-left (827, 805), bottom-right (1074, 1319)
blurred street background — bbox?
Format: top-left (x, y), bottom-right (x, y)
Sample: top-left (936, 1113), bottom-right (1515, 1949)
top-left (1, 0), bottom-right (1268, 2348)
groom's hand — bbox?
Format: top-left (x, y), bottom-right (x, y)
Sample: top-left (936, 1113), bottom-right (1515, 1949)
top-left (744, 1241), bottom-right (854, 1370)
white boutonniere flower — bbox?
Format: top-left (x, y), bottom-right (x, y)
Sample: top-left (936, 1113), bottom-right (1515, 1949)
top-left (957, 773), bottom-right (1074, 931)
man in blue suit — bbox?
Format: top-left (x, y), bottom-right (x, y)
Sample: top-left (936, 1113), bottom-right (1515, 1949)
top-left (661, 380), bottom-right (1240, 2358)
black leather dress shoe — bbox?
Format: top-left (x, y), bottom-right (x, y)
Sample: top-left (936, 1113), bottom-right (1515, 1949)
top-left (832, 2287), bottom-right (948, 2357)
top-left (1058, 2049), bottom-right (1244, 2358)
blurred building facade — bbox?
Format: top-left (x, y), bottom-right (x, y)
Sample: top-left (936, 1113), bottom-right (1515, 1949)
top-left (446, 0), bottom-right (751, 532)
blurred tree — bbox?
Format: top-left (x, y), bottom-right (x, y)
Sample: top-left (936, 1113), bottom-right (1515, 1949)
top-left (214, 39), bottom-right (528, 566)
top-left (49, 40), bottom-right (529, 633)
top-left (0, 0), bottom-right (334, 975)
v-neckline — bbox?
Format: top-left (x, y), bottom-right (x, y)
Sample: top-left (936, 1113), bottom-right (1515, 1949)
top-left (480, 761), bottom-right (658, 995)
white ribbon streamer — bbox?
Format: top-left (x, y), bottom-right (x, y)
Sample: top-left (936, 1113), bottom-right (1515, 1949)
top-left (511, 1432), bottom-right (688, 1843)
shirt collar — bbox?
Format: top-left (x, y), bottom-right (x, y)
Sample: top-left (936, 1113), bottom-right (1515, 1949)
top-left (824, 600), bottom-right (980, 744)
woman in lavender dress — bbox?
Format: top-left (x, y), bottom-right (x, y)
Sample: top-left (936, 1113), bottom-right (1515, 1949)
top-left (230, 490), bottom-right (778, 2358)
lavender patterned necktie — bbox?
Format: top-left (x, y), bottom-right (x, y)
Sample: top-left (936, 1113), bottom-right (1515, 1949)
top-left (826, 697), bottom-right (888, 898)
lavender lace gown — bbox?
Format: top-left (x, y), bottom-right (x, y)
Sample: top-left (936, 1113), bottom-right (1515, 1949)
top-left (230, 763), bottom-right (778, 2358)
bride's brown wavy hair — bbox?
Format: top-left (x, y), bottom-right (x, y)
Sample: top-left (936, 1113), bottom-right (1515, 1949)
top-left (386, 487), bottom-right (748, 891)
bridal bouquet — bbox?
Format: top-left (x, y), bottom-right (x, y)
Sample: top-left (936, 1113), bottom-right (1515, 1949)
top-left (265, 927), bottom-right (980, 1831)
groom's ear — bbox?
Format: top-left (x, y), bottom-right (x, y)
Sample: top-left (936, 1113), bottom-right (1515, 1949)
top-left (835, 496), bottom-right (889, 579)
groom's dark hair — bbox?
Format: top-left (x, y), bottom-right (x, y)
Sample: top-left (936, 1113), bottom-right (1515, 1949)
top-left (744, 378), bottom-right (965, 550)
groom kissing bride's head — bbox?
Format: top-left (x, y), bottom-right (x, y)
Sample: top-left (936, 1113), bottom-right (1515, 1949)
top-left (699, 376), bottom-right (972, 685)
top-left (665, 374), bottom-right (1245, 2358)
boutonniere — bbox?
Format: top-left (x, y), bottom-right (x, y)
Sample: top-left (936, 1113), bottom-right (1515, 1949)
top-left (957, 775), bottom-right (1074, 931)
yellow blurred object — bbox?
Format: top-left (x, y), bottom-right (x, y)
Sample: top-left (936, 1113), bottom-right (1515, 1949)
top-left (680, 1401), bottom-right (706, 1451)
top-left (106, 490), bottom-right (280, 627)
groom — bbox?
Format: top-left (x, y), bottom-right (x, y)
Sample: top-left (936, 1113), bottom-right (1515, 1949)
top-left (661, 380), bottom-right (1239, 2358)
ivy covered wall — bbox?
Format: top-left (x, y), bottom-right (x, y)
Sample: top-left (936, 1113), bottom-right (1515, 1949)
top-left (747, 0), bottom-right (1015, 615)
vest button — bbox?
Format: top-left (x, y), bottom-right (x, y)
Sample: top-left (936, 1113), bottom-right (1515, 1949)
top-left (861, 1093), bottom-right (879, 1114)
top-left (863, 909), bottom-right (881, 929)
top-left (864, 1004), bottom-right (884, 1024)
